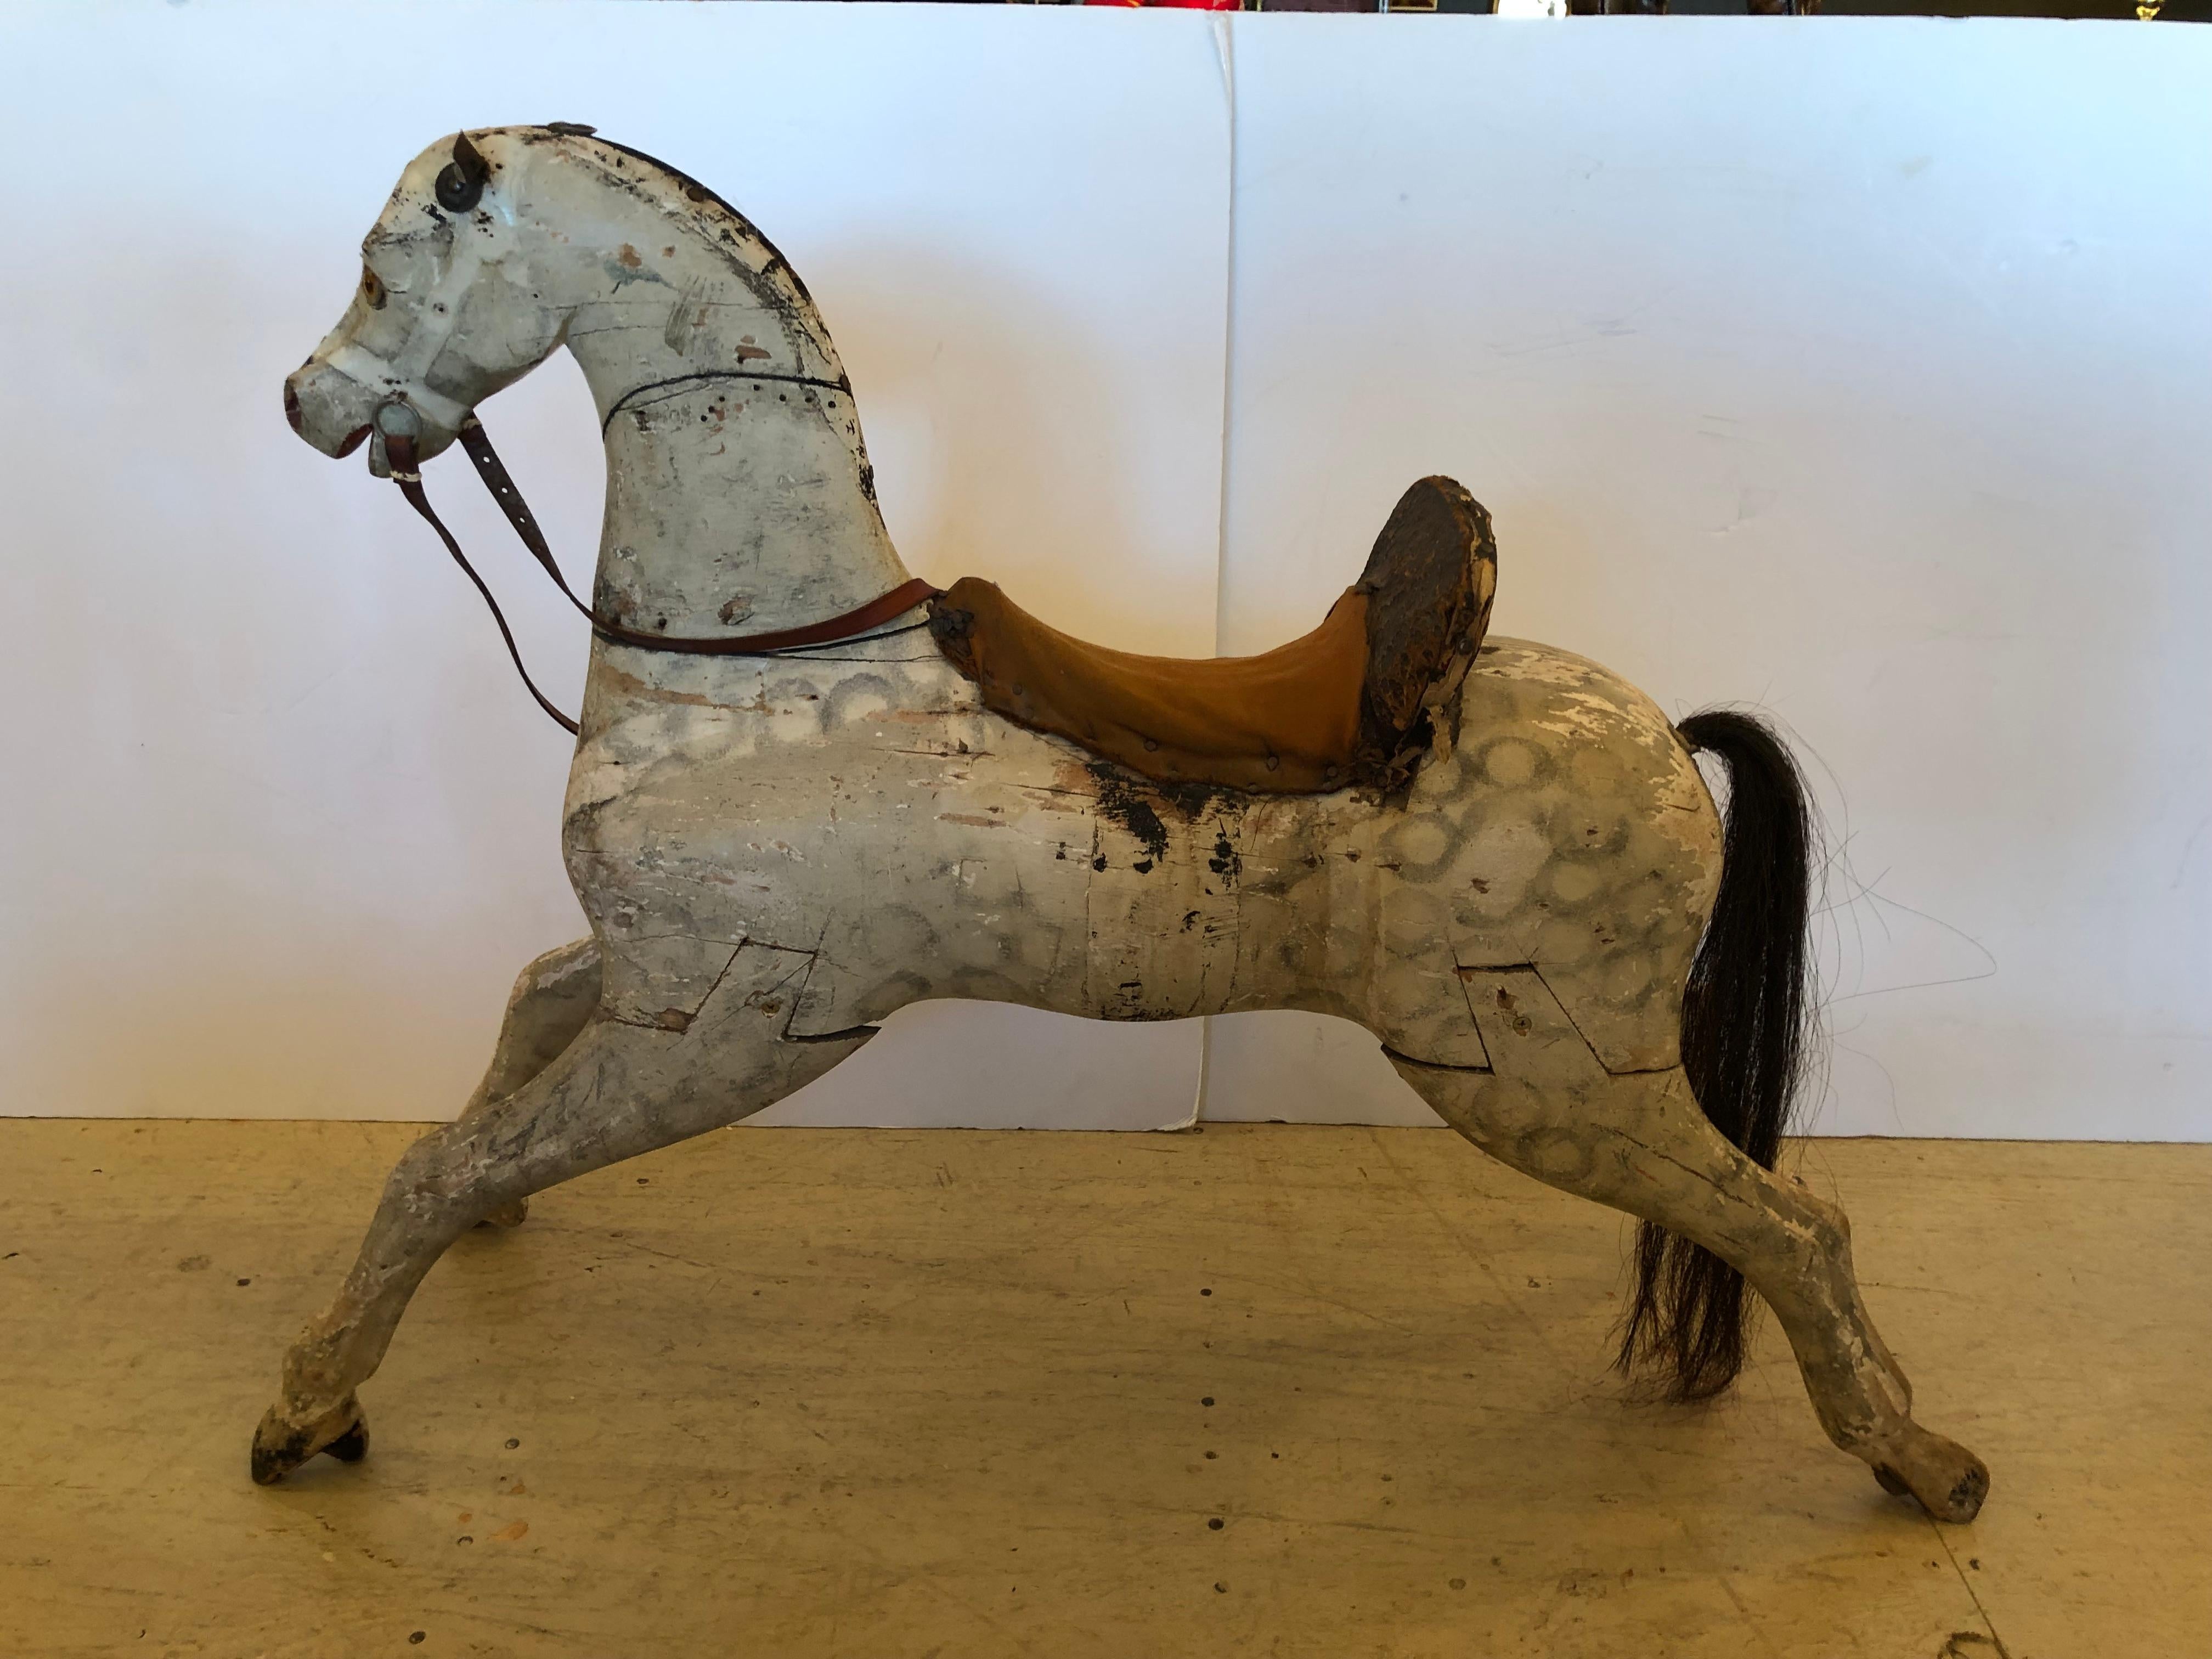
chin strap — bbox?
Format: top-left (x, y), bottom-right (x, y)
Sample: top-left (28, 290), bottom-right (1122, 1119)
top-left (377, 411), bottom-right (941, 737)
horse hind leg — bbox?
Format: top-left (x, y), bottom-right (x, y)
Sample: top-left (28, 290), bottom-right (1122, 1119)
top-left (455, 938), bottom-right (604, 1227)
top-left (1389, 969), bottom-right (1989, 1523)
top-left (249, 943), bottom-right (873, 1485)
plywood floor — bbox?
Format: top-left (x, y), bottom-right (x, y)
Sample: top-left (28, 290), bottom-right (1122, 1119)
top-left (2, 1121), bottom-right (2205, 1658)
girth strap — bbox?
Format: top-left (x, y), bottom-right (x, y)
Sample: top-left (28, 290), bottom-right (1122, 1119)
top-left (380, 417), bottom-right (941, 736)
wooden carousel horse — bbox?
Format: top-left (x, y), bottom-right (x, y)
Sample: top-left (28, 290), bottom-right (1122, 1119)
top-left (258, 127), bottom-right (1987, 1523)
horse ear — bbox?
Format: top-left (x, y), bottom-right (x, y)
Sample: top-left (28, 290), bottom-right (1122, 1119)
top-left (435, 133), bottom-right (489, 213)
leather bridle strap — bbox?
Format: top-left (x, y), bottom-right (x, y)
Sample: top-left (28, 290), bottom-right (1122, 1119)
top-left (379, 416), bottom-right (941, 735)
top-left (383, 429), bottom-right (583, 736)
top-left (453, 420), bottom-right (942, 653)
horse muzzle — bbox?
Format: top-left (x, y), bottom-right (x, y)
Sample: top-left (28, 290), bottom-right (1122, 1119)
top-left (284, 357), bottom-right (387, 458)
top-left (285, 356), bottom-right (466, 476)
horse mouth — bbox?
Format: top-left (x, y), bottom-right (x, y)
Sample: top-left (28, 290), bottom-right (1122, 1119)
top-left (334, 423), bottom-right (373, 458)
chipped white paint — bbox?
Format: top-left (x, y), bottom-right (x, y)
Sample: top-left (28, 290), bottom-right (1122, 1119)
top-left (259, 128), bottom-right (1987, 1522)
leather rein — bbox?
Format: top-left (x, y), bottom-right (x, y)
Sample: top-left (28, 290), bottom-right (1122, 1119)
top-left (377, 409), bottom-right (940, 736)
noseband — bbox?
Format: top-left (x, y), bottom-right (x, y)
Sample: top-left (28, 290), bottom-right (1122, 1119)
top-left (373, 402), bottom-right (940, 736)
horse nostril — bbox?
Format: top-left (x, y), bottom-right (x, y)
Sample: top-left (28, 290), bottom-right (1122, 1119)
top-left (283, 382), bottom-right (304, 434)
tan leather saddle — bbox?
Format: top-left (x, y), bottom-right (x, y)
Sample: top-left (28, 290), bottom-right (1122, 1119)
top-left (928, 476), bottom-right (1497, 795)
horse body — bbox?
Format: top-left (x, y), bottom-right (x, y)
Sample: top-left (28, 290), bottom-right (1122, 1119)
top-left (572, 631), bottom-right (1714, 1071)
top-left (258, 127), bottom-right (1989, 1525)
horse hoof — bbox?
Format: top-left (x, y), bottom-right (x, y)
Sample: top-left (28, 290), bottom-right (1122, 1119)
top-left (325, 1419), bottom-right (370, 1463)
top-left (476, 1198), bottom-right (529, 1229)
top-left (1871, 1427), bottom-right (1989, 1523)
top-left (250, 1397), bottom-right (368, 1486)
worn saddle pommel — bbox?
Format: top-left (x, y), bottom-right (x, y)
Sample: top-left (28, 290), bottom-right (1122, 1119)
top-left (928, 476), bottom-right (1497, 795)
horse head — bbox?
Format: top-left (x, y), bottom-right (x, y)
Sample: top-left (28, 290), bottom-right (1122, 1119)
top-left (283, 129), bottom-right (573, 475)
top-left (282, 125), bottom-right (905, 679)
top-left (283, 125), bottom-right (849, 480)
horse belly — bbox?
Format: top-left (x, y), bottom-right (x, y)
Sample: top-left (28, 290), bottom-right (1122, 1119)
top-left (783, 741), bottom-right (1243, 1030)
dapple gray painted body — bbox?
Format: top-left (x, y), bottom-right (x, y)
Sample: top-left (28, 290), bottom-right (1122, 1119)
top-left (258, 128), bottom-right (1988, 1522)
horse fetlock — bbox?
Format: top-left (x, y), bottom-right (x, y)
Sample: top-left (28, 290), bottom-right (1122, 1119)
top-left (1861, 1323), bottom-right (1914, 1414)
top-left (1794, 1358), bottom-right (1890, 1451)
top-left (276, 1320), bottom-right (354, 1406)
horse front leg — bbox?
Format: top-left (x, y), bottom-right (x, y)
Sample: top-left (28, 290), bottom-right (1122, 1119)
top-left (1388, 973), bottom-right (1989, 1523)
top-left (248, 943), bottom-right (872, 1484)
top-left (455, 936), bottom-right (603, 1228)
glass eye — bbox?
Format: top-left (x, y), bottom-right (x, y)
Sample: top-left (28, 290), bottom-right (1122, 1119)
top-left (360, 267), bottom-right (386, 311)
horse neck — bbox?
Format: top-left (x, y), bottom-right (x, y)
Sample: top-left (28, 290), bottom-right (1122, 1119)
top-left (555, 223), bottom-right (909, 640)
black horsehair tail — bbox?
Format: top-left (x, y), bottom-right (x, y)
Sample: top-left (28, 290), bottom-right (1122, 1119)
top-left (1619, 708), bottom-right (1820, 1403)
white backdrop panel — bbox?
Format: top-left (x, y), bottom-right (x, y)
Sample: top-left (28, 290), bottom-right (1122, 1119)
top-left (0, 1), bottom-right (1231, 1126)
top-left (2, 9), bottom-right (2203, 1139)
top-left (1204, 18), bottom-right (2212, 1140)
